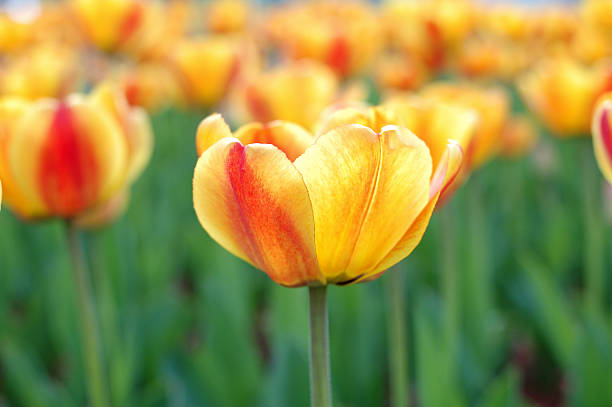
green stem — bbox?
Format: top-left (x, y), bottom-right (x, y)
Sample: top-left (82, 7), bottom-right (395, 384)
top-left (309, 285), bottom-right (332, 407)
top-left (581, 142), bottom-right (604, 315)
top-left (386, 268), bottom-right (409, 407)
top-left (66, 222), bottom-right (110, 407)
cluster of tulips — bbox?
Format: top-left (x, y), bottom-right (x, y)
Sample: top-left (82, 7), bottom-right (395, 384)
top-left (1, 0), bottom-right (612, 406)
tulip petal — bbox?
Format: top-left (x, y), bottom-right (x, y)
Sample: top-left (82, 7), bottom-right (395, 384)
top-left (196, 113), bottom-right (232, 156)
top-left (593, 99), bottom-right (612, 184)
top-left (371, 140), bottom-right (463, 274)
top-left (294, 124), bottom-right (432, 282)
top-left (193, 138), bottom-right (321, 286)
top-left (233, 121), bottom-right (314, 161)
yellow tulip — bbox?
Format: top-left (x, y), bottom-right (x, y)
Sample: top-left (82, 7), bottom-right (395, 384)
top-left (0, 13), bottom-right (32, 54)
top-left (265, 1), bottom-right (383, 77)
top-left (193, 111), bottom-right (462, 286)
top-left (421, 82), bottom-right (510, 169)
top-left (206, 0), bottom-right (249, 34)
top-left (592, 93), bottom-right (612, 184)
top-left (374, 53), bottom-right (430, 92)
top-left (519, 58), bottom-right (612, 137)
top-left (169, 35), bottom-right (245, 108)
top-left (0, 83), bottom-right (152, 221)
top-left (581, 0), bottom-right (612, 33)
top-left (0, 43), bottom-right (79, 100)
top-left (241, 61), bottom-right (338, 130)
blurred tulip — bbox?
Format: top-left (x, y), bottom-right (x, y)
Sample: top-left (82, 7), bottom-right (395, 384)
top-left (0, 13), bottom-right (32, 53)
top-left (0, 84), bottom-right (152, 221)
top-left (193, 112), bottom-right (461, 286)
top-left (114, 62), bottom-right (182, 112)
top-left (421, 82), bottom-right (510, 169)
top-left (241, 61), bottom-right (338, 130)
top-left (206, 0), bottom-right (249, 34)
top-left (500, 115), bottom-right (539, 158)
top-left (592, 93), bottom-right (612, 184)
top-left (169, 35), bottom-right (245, 108)
top-left (0, 43), bottom-right (79, 100)
top-left (383, 0), bottom-right (474, 71)
top-left (478, 5), bottom-right (533, 42)
top-left (374, 53), bottom-right (430, 92)
top-left (455, 37), bottom-right (529, 80)
top-left (519, 58), bottom-right (612, 137)
top-left (581, 0), bottom-right (612, 33)
top-left (72, 0), bottom-right (182, 58)
top-left (265, 1), bottom-right (383, 77)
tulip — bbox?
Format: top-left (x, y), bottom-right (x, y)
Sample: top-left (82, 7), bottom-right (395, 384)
top-left (421, 82), bottom-right (510, 169)
top-left (500, 115), bottom-right (538, 158)
top-left (0, 13), bottom-right (32, 54)
top-left (519, 58), bottom-right (612, 137)
top-left (265, 1), bottom-right (383, 77)
top-left (193, 110), bottom-right (462, 287)
top-left (113, 62), bottom-right (182, 112)
top-left (592, 93), bottom-right (612, 184)
top-left (241, 61), bottom-right (338, 130)
top-left (0, 43), bottom-right (80, 100)
top-left (0, 83), bottom-right (152, 221)
top-left (374, 53), bottom-right (430, 92)
top-left (206, 0), bottom-right (249, 34)
top-left (169, 35), bottom-right (245, 108)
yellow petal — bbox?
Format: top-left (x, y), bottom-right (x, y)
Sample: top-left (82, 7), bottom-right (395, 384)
top-left (196, 113), bottom-right (232, 156)
top-left (592, 96), bottom-right (612, 184)
top-left (294, 124), bottom-right (432, 283)
top-left (193, 138), bottom-right (321, 286)
top-left (369, 139), bottom-right (462, 275)
top-left (233, 121), bottom-right (314, 161)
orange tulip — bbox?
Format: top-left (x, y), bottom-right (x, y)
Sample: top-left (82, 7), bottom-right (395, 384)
top-left (241, 61), bottom-right (338, 130)
top-left (0, 13), bottom-right (33, 54)
top-left (421, 82), bottom-right (510, 169)
top-left (265, 1), bottom-right (383, 77)
top-left (592, 93), bottom-right (612, 184)
top-left (113, 62), bottom-right (182, 112)
top-left (0, 83), bottom-right (152, 221)
top-left (519, 58), bottom-right (612, 137)
top-left (193, 111), bottom-right (462, 286)
top-left (374, 53), bottom-right (430, 92)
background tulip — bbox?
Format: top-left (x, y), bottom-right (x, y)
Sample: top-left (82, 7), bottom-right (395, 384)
top-left (0, 84), bottom-right (152, 221)
top-left (241, 61), bottom-right (338, 130)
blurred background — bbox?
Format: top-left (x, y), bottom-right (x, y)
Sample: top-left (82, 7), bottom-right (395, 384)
top-left (0, 0), bottom-right (611, 406)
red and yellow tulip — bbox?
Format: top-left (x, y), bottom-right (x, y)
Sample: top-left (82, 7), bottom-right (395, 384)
top-left (0, 83), bottom-right (152, 222)
top-left (240, 61), bottom-right (338, 130)
top-left (193, 109), bottom-right (462, 287)
top-left (265, 1), bottom-right (383, 77)
top-left (519, 58), bottom-right (612, 137)
top-left (592, 93), bottom-right (612, 184)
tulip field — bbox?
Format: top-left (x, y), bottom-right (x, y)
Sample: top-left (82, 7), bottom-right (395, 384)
top-left (1, 1), bottom-right (612, 407)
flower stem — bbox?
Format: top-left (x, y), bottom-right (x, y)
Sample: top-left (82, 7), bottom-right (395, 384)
top-left (309, 285), bottom-right (332, 407)
top-left (441, 207), bottom-right (458, 360)
top-left (581, 141), bottom-right (604, 315)
top-left (386, 268), bottom-right (409, 407)
top-left (66, 221), bottom-right (110, 407)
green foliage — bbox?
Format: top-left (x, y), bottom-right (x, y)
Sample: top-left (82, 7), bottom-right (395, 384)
top-left (1, 104), bottom-right (611, 407)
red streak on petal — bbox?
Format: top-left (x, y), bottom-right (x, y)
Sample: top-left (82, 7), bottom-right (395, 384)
top-left (600, 107), bottom-right (612, 163)
top-left (225, 143), bottom-right (315, 285)
top-left (38, 103), bottom-right (100, 216)
top-left (425, 21), bottom-right (445, 70)
top-left (124, 81), bottom-right (140, 107)
top-left (326, 34), bottom-right (350, 76)
top-left (118, 3), bottom-right (144, 46)
top-left (245, 86), bottom-right (272, 122)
